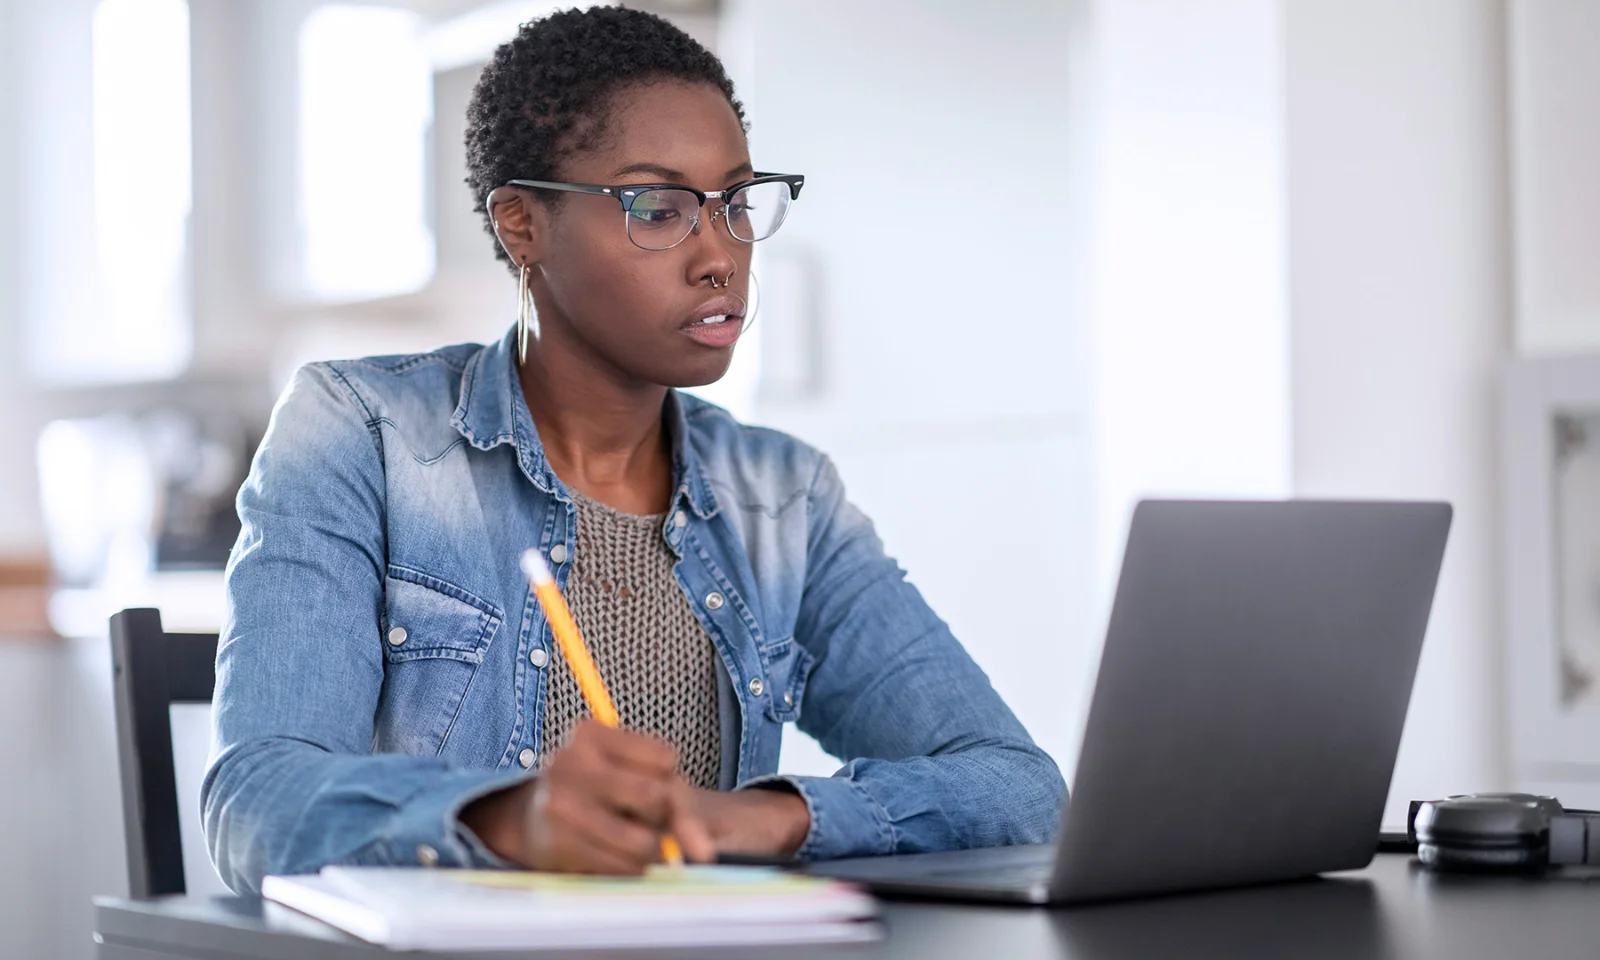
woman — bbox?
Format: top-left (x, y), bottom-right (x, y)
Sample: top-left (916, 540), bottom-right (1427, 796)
top-left (204, 6), bottom-right (1063, 893)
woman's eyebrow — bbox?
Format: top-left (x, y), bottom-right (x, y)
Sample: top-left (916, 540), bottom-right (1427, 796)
top-left (612, 161), bottom-right (685, 180)
top-left (609, 161), bottom-right (757, 182)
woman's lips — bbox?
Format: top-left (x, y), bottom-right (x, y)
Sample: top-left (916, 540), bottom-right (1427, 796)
top-left (680, 294), bottom-right (746, 349)
top-left (681, 314), bottom-right (743, 348)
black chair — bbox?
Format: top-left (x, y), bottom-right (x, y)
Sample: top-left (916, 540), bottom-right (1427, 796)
top-left (109, 607), bottom-right (218, 898)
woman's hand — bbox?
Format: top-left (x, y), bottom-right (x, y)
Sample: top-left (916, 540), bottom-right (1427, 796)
top-left (688, 786), bottom-right (811, 858)
top-left (460, 720), bottom-right (715, 873)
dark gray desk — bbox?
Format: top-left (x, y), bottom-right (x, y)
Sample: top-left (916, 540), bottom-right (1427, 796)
top-left (94, 855), bottom-right (1600, 959)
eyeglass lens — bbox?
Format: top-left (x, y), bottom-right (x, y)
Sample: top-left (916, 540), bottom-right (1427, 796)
top-left (625, 181), bottom-right (792, 250)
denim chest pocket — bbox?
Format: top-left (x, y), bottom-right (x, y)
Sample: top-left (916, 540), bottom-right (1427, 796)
top-left (374, 569), bottom-right (502, 755)
top-left (758, 636), bottom-right (814, 724)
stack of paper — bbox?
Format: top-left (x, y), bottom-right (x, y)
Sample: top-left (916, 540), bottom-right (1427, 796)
top-left (262, 864), bottom-right (881, 950)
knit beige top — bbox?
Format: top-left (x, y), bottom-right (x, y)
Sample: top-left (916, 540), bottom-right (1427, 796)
top-left (539, 490), bottom-right (722, 789)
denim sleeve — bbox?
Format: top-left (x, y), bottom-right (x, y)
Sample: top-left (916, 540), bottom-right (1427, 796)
top-left (757, 455), bottom-right (1066, 860)
top-left (201, 364), bottom-right (520, 895)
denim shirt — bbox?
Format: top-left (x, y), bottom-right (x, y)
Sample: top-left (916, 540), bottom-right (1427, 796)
top-left (203, 328), bottom-right (1065, 894)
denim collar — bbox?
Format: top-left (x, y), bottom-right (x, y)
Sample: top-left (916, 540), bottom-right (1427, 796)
top-left (450, 326), bottom-right (719, 520)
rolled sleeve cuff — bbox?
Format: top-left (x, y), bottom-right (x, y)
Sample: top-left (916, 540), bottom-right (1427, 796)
top-left (374, 768), bottom-right (529, 870)
top-left (739, 773), bottom-right (894, 861)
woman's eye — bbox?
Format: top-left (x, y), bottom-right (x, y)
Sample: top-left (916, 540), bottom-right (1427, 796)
top-left (630, 206), bottom-right (679, 225)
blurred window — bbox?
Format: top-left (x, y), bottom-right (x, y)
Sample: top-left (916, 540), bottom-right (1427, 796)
top-left (298, 5), bottom-right (435, 301)
top-left (39, 0), bottom-right (195, 384)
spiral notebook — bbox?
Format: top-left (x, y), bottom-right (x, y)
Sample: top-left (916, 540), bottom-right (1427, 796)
top-left (262, 864), bottom-right (881, 951)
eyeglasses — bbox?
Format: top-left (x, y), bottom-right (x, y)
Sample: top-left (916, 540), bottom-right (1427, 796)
top-left (505, 173), bottom-right (805, 251)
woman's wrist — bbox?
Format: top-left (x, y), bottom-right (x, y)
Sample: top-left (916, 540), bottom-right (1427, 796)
top-left (459, 781), bottom-right (532, 864)
top-left (729, 784), bottom-right (810, 856)
top-left (769, 788), bottom-right (811, 855)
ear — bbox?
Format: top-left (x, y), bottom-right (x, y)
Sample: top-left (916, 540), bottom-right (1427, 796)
top-left (486, 186), bottom-right (549, 270)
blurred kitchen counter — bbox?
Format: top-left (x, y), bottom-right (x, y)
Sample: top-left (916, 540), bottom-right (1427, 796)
top-left (49, 569), bottom-right (226, 638)
top-left (0, 557), bottom-right (55, 640)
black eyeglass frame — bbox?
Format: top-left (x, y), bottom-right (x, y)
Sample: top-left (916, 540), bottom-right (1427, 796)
top-left (502, 172), bottom-right (806, 246)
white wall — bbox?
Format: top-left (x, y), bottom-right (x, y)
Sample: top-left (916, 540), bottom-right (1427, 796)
top-left (1283, 0), bottom-right (1512, 823)
top-left (0, 0), bottom-right (28, 554)
top-left (1085, 0), bottom-right (1291, 629)
top-left (723, 0), bottom-right (1094, 776)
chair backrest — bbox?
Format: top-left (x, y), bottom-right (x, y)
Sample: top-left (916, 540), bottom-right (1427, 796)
top-left (109, 607), bottom-right (218, 899)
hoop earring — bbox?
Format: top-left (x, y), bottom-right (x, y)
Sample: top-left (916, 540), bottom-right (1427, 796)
top-left (704, 271), bottom-right (758, 332)
top-left (742, 269), bottom-right (760, 332)
top-left (517, 262), bottom-right (531, 363)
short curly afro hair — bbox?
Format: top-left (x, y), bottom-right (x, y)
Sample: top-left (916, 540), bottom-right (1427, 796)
top-left (464, 5), bottom-right (747, 271)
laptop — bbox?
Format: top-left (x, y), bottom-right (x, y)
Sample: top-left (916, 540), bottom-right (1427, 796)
top-left (808, 499), bottom-right (1452, 904)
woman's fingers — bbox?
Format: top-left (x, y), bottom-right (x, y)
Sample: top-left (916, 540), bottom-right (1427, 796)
top-left (570, 735), bottom-right (717, 865)
top-left (539, 782), bottom-right (670, 869)
top-left (518, 720), bottom-right (715, 873)
top-left (575, 720), bottom-right (680, 777)
top-left (581, 762), bottom-right (676, 828)
top-left (669, 780), bottom-right (718, 864)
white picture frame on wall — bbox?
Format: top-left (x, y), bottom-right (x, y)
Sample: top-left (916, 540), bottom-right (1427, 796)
top-left (1504, 356), bottom-right (1600, 784)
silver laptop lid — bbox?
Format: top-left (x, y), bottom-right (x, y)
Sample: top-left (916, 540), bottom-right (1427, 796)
top-left (1053, 499), bottom-right (1451, 902)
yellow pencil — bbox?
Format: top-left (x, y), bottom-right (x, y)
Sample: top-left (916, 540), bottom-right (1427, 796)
top-left (520, 548), bottom-right (685, 868)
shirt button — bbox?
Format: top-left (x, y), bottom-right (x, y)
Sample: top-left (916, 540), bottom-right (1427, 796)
top-left (529, 648), bottom-right (549, 668)
top-left (784, 691), bottom-right (794, 708)
top-left (749, 677), bottom-right (765, 697)
top-left (549, 543), bottom-right (568, 564)
top-left (416, 844), bottom-right (439, 867)
top-left (387, 627), bottom-right (407, 646)
top-left (674, 511), bottom-right (687, 528)
top-left (518, 748), bottom-right (536, 769)
top-left (706, 592), bottom-right (724, 610)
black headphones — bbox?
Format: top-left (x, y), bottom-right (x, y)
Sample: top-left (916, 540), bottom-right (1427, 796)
top-left (1408, 792), bottom-right (1600, 871)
